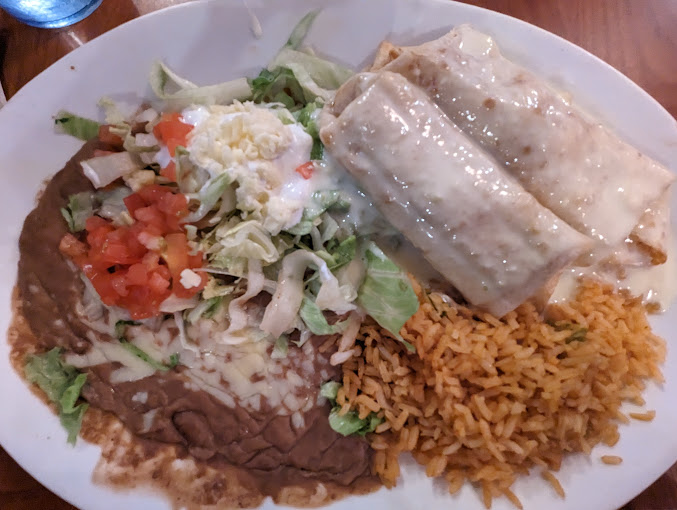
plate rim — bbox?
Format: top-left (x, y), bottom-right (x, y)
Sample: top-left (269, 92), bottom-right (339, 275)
top-left (0, 1), bottom-right (675, 510)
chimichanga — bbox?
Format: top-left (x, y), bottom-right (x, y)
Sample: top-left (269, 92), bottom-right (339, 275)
top-left (320, 71), bottom-right (591, 316)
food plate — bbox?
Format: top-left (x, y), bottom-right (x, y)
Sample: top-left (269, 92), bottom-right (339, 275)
top-left (1, 1), bottom-right (676, 509)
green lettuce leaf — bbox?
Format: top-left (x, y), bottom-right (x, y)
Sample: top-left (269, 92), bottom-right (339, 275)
top-left (320, 381), bottom-right (382, 436)
top-left (119, 340), bottom-right (174, 372)
top-left (271, 335), bottom-right (289, 359)
top-left (328, 408), bottom-right (383, 436)
top-left (206, 220), bottom-right (281, 272)
top-left (268, 48), bottom-right (353, 104)
top-left (299, 297), bottom-right (347, 335)
top-left (251, 11), bottom-right (352, 110)
top-left (59, 403), bottom-right (89, 444)
top-left (329, 235), bottom-right (356, 270)
top-left (97, 96), bottom-right (127, 125)
top-left (357, 243), bottom-right (418, 346)
top-left (284, 10), bottom-right (319, 50)
top-left (320, 380), bottom-right (340, 400)
top-left (286, 190), bottom-right (349, 236)
top-left (184, 172), bottom-right (232, 223)
top-left (24, 348), bottom-right (89, 445)
top-left (149, 61), bottom-right (252, 110)
top-left (54, 111), bottom-right (100, 141)
top-left (295, 101), bottom-right (323, 159)
top-left (60, 192), bottom-right (94, 233)
top-left (185, 296), bottom-right (223, 324)
top-left (115, 321), bottom-right (179, 371)
top-left (250, 67), bottom-right (307, 109)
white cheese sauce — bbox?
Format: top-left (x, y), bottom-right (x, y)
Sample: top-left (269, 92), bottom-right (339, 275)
top-left (550, 232), bottom-right (677, 311)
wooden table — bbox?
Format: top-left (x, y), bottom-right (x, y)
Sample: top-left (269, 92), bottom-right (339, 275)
top-left (0, 1), bottom-right (675, 509)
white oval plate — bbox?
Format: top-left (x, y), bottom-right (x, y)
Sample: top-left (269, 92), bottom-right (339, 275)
top-left (1, 1), bottom-right (676, 509)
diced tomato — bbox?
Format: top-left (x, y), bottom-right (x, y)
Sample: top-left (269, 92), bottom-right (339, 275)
top-left (123, 193), bottom-right (146, 217)
top-left (295, 161), bottom-right (314, 179)
top-left (134, 205), bottom-right (167, 232)
top-left (124, 285), bottom-right (169, 320)
top-left (152, 113), bottom-right (193, 157)
top-left (98, 125), bottom-right (124, 148)
top-left (148, 271), bottom-right (171, 294)
top-left (154, 264), bottom-right (171, 281)
top-left (160, 160), bottom-right (177, 182)
top-left (60, 182), bottom-right (203, 319)
top-left (85, 215), bottom-right (111, 232)
top-left (86, 269), bottom-right (118, 306)
top-left (141, 251), bottom-right (161, 270)
top-left (100, 241), bottom-right (133, 265)
top-left (110, 273), bottom-right (129, 297)
top-left (157, 192), bottom-right (188, 230)
top-left (126, 263), bottom-right (149, 286)
top-left (136, 184), bottom-right (167, 204)
top-left (164, 233), bottom-right (189, 278)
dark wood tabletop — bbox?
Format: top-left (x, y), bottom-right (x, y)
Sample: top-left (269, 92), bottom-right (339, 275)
top-left (1, 1), bottom-right (676, 509)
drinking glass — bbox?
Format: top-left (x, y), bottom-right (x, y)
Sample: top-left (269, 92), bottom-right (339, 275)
top-left (0, 0), bottom-right (103, 28)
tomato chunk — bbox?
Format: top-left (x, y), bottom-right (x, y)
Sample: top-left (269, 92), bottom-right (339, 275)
top-left (60, 184), bottom-right (203, 319)
top-left (160, 160), bottom-right (177, 182)
top-left (153, 113), bottom-right (193, 157)
top-left (295, 161), bottom-right (314, 179)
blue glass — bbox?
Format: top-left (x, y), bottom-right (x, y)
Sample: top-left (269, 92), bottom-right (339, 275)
top-left (0, 0), bottom-right (103, 28)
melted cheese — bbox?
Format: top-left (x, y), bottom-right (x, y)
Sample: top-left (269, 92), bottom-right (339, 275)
top-left (69, 299), bottom-right (326, 418)
top-left (550, 233), bottom-right (677, 311)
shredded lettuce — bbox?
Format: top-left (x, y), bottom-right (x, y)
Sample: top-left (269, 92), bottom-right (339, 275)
top-left (54, 111), bottom-right (100, 141)
top-left (250, 67), bottom-right (307, 110)
top-left (149, 61), bottom-right (252, 110)
top-left (284, 10), bottom-right (319, 50)
top-left (271, 335), bottom-right (289, 359)
top-left (320, 381), bottom-right (382, 436)
top-left (61, 192), bottom-right (94, 232)
top-left (319, 213), bottom-right (339, 243)
top-left (119, 340), bottom-right (176, 372)
top-left (286, 190), bottom-right (349, 235)
top-left (328, 408), bottom-right (382, 436)
top-left (123, 129), bottom-right (159, 154)
top-left (24, 348), bottom-right (89, 445)
top-left (299, 297), bottom-right (347, 335)
top-left (114, 319), bottom-right (140, 339)
top-left (224, 259), bottom-right (265, 336)
top-left (207, 220), bottom-right (280, 275)
top-left (314, 273), bottom-right (356, 314)
top-left (81, 151), bottom-right (140, 189)
top-left (357, 243), bottom-right (418, 347)
top-left (184, 172), bottom-right (232, 223)
top-left (115, 321), bottom-right (179, 371)
top-left (97, 97), bottom-right (127, 125)
top-left (295, 101), bottom-right (323, 159)
top-left (268, 48), bottom-right (353, 104)
top-left (186, 296), bottom-right (223, 324)
top-left (250, 10), bottom-right (351, 110)
top-left (202, 277), bottom-right (237, 299)
top-left (328, 235), bottom-right (356, 270)
top-left (320, 380), bottom-right (341, 400)
top-left (96, 186), bottom-right (133, 225)
top-left (260, 250), bottom-right (348, 337)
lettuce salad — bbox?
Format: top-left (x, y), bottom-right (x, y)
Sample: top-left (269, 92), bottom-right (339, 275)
top-left (47, 12), bottom-right (419, 440)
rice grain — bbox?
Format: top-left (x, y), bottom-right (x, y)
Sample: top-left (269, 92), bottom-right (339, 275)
top-left (341, 280), bottom-right (665, 507)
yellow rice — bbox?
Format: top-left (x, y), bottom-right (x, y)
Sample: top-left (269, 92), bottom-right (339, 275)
top-left (339, 280), bottom-right (665, 507)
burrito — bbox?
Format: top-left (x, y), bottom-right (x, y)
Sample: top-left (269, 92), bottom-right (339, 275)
top-left (320, 71), bottom-right (592, 317)
top-left (371, 25), bottom-right (675, 258)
